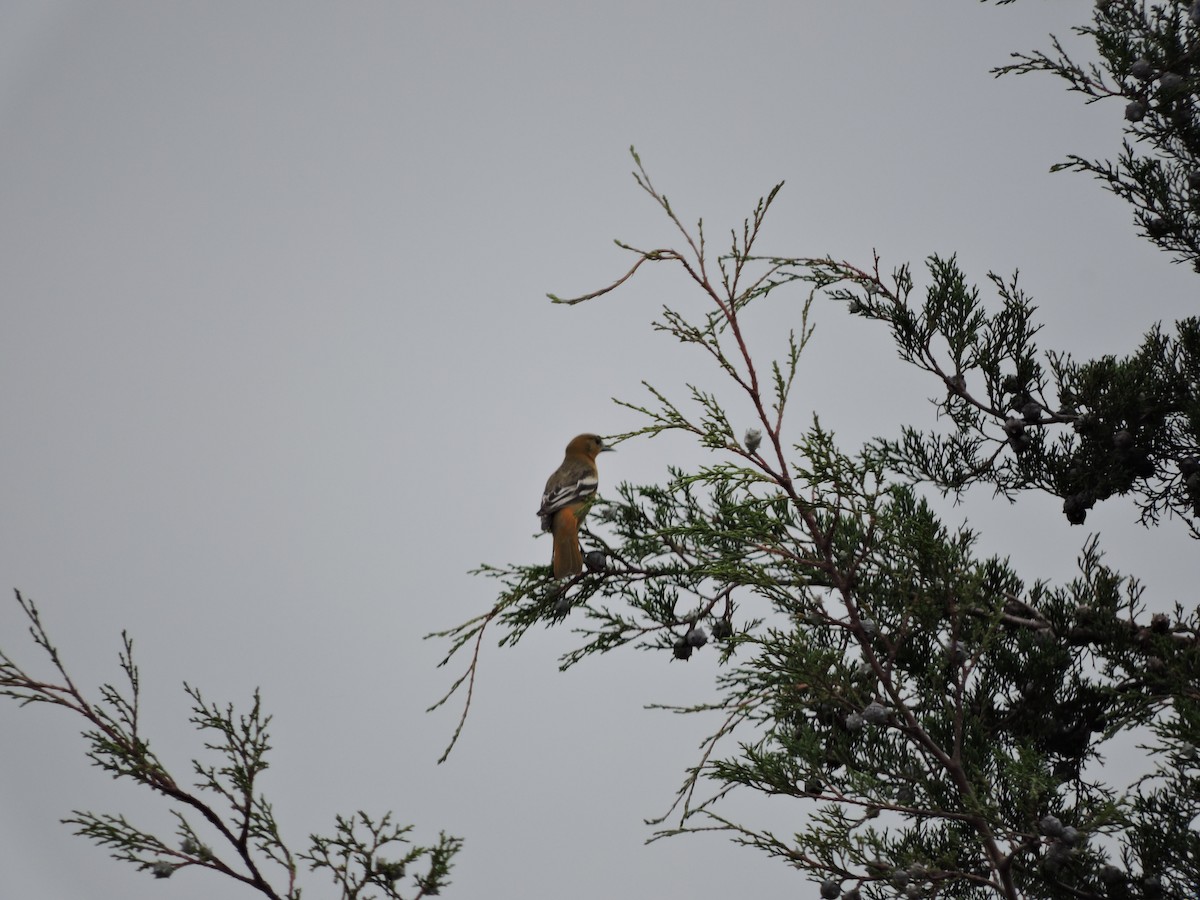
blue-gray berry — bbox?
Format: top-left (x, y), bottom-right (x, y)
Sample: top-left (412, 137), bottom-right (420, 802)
top-left (1046, 840), bottom-right (1073, 862)
top-left (1039, 814), bottom-right (1064, 837)
top-left (862, 701), bottom-right (890, 725)
top-left (744, 428), bottom-right (763, 454)
top-left (1130, 58), bottom-right (1154, 81)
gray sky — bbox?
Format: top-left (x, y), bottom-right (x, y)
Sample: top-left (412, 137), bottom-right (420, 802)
top-left (2, 3), bottom-right (1195, 899)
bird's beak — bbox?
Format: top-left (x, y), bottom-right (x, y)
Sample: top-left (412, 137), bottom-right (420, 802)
top-left (600, 444), bottom-right (616, 453)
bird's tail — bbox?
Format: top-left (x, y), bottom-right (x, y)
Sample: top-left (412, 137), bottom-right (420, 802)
top-left (551, 508), bottom-right (583, 578)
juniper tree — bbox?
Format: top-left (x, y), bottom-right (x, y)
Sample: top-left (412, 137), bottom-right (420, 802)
top-left (935, 0), bottom-right (1200, 533)
top-left (995, 0), bottom-right (1200, 270)
top-left (0, 590), bottom-right (461, 899)
top-left (436, 153), bottom-right (1199, 899)
top-left (436, 4), bottom-right (1200, 886)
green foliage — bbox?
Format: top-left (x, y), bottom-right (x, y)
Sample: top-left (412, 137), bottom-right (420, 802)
top-left (826, 255), bottom-right (1200, 533)
top-left (307, 812), bottom-right (461, 900)
top-left (443, 148), bottom-right (1200, 900)
top-left (994, 0), bottom-right (1200, 268)
top-left (825, 1), bottom-right (1200, 531)
top-left (0, 590), bottom-right (461, 899)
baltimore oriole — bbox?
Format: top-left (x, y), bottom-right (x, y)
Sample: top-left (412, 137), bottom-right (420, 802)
top-left (538, 434), bottom-right (614, 578)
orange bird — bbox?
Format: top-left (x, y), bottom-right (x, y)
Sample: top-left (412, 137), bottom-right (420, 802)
top-left (538, 434), bottom-right (614, 578)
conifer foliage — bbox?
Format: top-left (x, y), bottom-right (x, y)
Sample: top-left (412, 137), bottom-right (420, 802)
top-left (440, 6), bottom-right (1200, 896)
top-left (1, 591), bottom-right (462, 899)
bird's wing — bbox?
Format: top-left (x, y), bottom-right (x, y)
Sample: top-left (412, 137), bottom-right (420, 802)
top-left (538, 472), bottom-right (598, 524)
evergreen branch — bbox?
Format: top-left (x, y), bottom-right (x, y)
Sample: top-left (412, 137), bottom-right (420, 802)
top-left (2, 591), bottom-right (461, 899)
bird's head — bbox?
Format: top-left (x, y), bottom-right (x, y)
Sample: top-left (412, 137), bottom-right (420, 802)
top-left (566, 433), bottom-right (615, 459)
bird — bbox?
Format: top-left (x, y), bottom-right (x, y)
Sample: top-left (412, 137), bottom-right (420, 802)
top-left (538, 433), bottom-right (614, 578)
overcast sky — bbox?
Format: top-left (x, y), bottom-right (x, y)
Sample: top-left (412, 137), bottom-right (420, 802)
top-left (2, 4), bottom-right (1196, 900)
